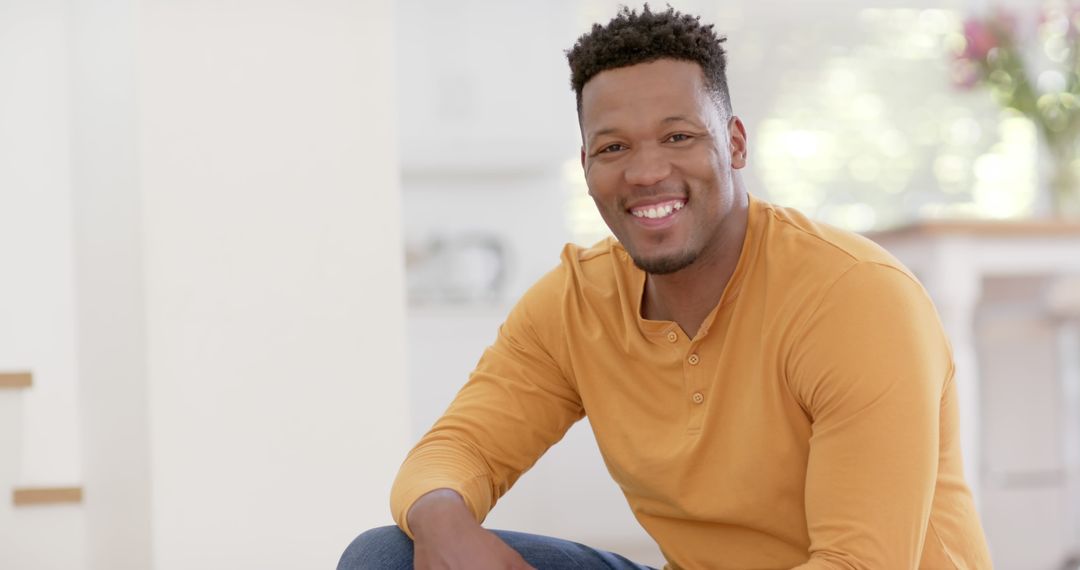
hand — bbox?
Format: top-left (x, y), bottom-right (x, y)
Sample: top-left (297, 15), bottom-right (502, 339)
top-left (408, 489), bottom-right (536, 570)
top-left (414, 524), bottom-right (535, 570)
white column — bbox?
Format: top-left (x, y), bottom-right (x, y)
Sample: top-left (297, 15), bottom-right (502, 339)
top-left (135, 1), bottom-right (409, 568)
top-left (68, 0), bottom-right (152, 568)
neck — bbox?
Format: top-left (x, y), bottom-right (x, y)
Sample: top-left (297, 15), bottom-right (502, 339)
top-left (641, 191), bottom-right (750, 338)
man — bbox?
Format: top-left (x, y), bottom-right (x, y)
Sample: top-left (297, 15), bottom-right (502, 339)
top-left (340, 6), bottom-right (992, 569)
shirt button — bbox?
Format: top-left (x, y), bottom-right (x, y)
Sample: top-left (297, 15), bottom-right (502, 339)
top-left (692, 392), bottom-right (705, 404)
top-left (688, 353), bottom-right (700, 365)
top-left (666, 331), bottom-right (678, 343)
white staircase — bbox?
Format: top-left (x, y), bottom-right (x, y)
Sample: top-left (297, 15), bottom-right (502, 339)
top-left (0, 373), bottom-right (86, 570)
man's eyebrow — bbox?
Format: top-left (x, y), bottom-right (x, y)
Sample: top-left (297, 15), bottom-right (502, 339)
top-left (586, 116), bottom-right (703, 145)
top-left (661, 115), bottom-right (699, 125)
top-left (585, 127), bottom-right (618, 147)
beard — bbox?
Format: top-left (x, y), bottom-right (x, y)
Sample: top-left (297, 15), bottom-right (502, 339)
top-left (627, 246), bottom-right (699, 275)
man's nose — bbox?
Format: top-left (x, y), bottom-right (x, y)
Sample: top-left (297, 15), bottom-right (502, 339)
top-left (623, 145), bottom-right (672, 187)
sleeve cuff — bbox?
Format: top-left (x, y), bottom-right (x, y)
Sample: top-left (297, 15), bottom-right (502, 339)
top-left (391, 474), bottom-right (493, 539)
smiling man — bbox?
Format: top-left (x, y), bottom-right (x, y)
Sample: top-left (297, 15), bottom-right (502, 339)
top-left (338, 6), bottom-right (992, 570)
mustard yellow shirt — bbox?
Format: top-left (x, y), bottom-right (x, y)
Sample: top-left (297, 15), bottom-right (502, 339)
top-left (391, 195), bottom-right (992, 569)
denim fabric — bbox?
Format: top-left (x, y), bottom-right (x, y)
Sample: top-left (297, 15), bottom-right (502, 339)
top-left (337, 525), bottom-right (659, 570)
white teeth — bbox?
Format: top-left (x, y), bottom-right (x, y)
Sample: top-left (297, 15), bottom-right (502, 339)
top-left (632, 200), bottom-right (685, 219)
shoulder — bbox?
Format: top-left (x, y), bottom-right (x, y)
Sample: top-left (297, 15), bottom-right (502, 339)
top-left (524, 237), bottom-right (633, 301)
top-left (504, 238), bottom-right (630, 371)
top-left (747, 198), bottom-right (929, 322)
top-left (514, 236), bottom-right (630, 321)
top-left (755, 198), bottom-right (914, 283)
top-left (748, 198), bottom-right (945, 359)
top-left (558, 236), bottom-right (630, 280)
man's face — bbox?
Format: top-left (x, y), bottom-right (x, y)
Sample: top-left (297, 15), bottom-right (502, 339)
top-left (579, 59), bottom-right (747, 275)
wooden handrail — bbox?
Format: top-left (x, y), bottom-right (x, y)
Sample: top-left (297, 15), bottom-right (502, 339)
top-left (0, 372), bottom-right (32, 389)
top-left (12, 486), bottom-right (83, 506)
top-left (867, 219), bottom-right (1080, 240)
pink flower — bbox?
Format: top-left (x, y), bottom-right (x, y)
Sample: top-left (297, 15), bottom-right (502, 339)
top-left (963, 18), bottom-right (999, 60)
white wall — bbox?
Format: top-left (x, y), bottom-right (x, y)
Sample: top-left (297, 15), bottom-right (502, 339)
top-left (136, 1), bottom-right (408, 568)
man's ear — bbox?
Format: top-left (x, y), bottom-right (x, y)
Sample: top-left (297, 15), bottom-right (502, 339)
top-left (728, 116), bottom-right (748, 169)
top-left (580, 146), bottom-right (586, 170)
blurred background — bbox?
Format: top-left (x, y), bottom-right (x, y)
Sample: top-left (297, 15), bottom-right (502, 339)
top-left (2, 0), bottom-right (1079, 568)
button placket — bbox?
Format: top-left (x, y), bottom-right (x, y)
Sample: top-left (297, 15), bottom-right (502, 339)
top-left (684, 345), bottom-right (706, 431)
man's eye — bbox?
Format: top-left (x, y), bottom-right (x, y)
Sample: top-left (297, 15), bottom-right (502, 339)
top-left (667, 133), bottom-right (691, 143)
top-left (599, 143), bottom-right (626, 154)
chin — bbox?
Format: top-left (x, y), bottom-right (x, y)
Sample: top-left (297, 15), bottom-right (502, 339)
top-left (628, 248), bottom-right (699, 275)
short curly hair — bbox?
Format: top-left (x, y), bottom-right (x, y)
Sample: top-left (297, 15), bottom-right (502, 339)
top-left (565, 5), bottom-right (731, 116)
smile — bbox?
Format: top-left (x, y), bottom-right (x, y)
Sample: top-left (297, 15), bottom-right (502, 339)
top-left (629, 199), bottom-right (686, 220)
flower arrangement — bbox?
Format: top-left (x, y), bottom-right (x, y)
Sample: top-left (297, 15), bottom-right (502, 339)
top-left (953, 2), bottom-right (1080, 218)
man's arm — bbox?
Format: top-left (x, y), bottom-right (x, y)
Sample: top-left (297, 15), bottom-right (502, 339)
top-left (785, 261), bottom-right (951, 569)
top-left (390, 266), bottom-right (583, 537)
top-left (406, 489), bottom-right (535, 569)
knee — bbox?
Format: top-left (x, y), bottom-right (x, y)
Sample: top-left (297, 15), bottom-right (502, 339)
top-left (337, 525), bottom-right (413, 570)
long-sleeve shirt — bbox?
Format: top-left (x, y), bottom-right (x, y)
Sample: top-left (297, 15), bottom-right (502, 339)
top-left (390, 194), bottom-right (993, 569)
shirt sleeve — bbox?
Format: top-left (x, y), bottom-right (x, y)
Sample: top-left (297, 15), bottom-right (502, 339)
top-left (389, 266), bottom-right (584, 538)
top-left (785, 261), bottom-right (950, 569)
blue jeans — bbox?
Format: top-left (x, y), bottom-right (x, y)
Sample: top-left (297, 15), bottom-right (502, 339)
top-left (338, 526), bottom-right (659, 570)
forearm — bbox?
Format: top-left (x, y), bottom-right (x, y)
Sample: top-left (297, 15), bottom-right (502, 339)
top-left (406, 489), bottom-right (536, 570)
top-left (390, 444), bottom-right (495, 538)
top-left (408, 489), bottom-right (481, 538)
